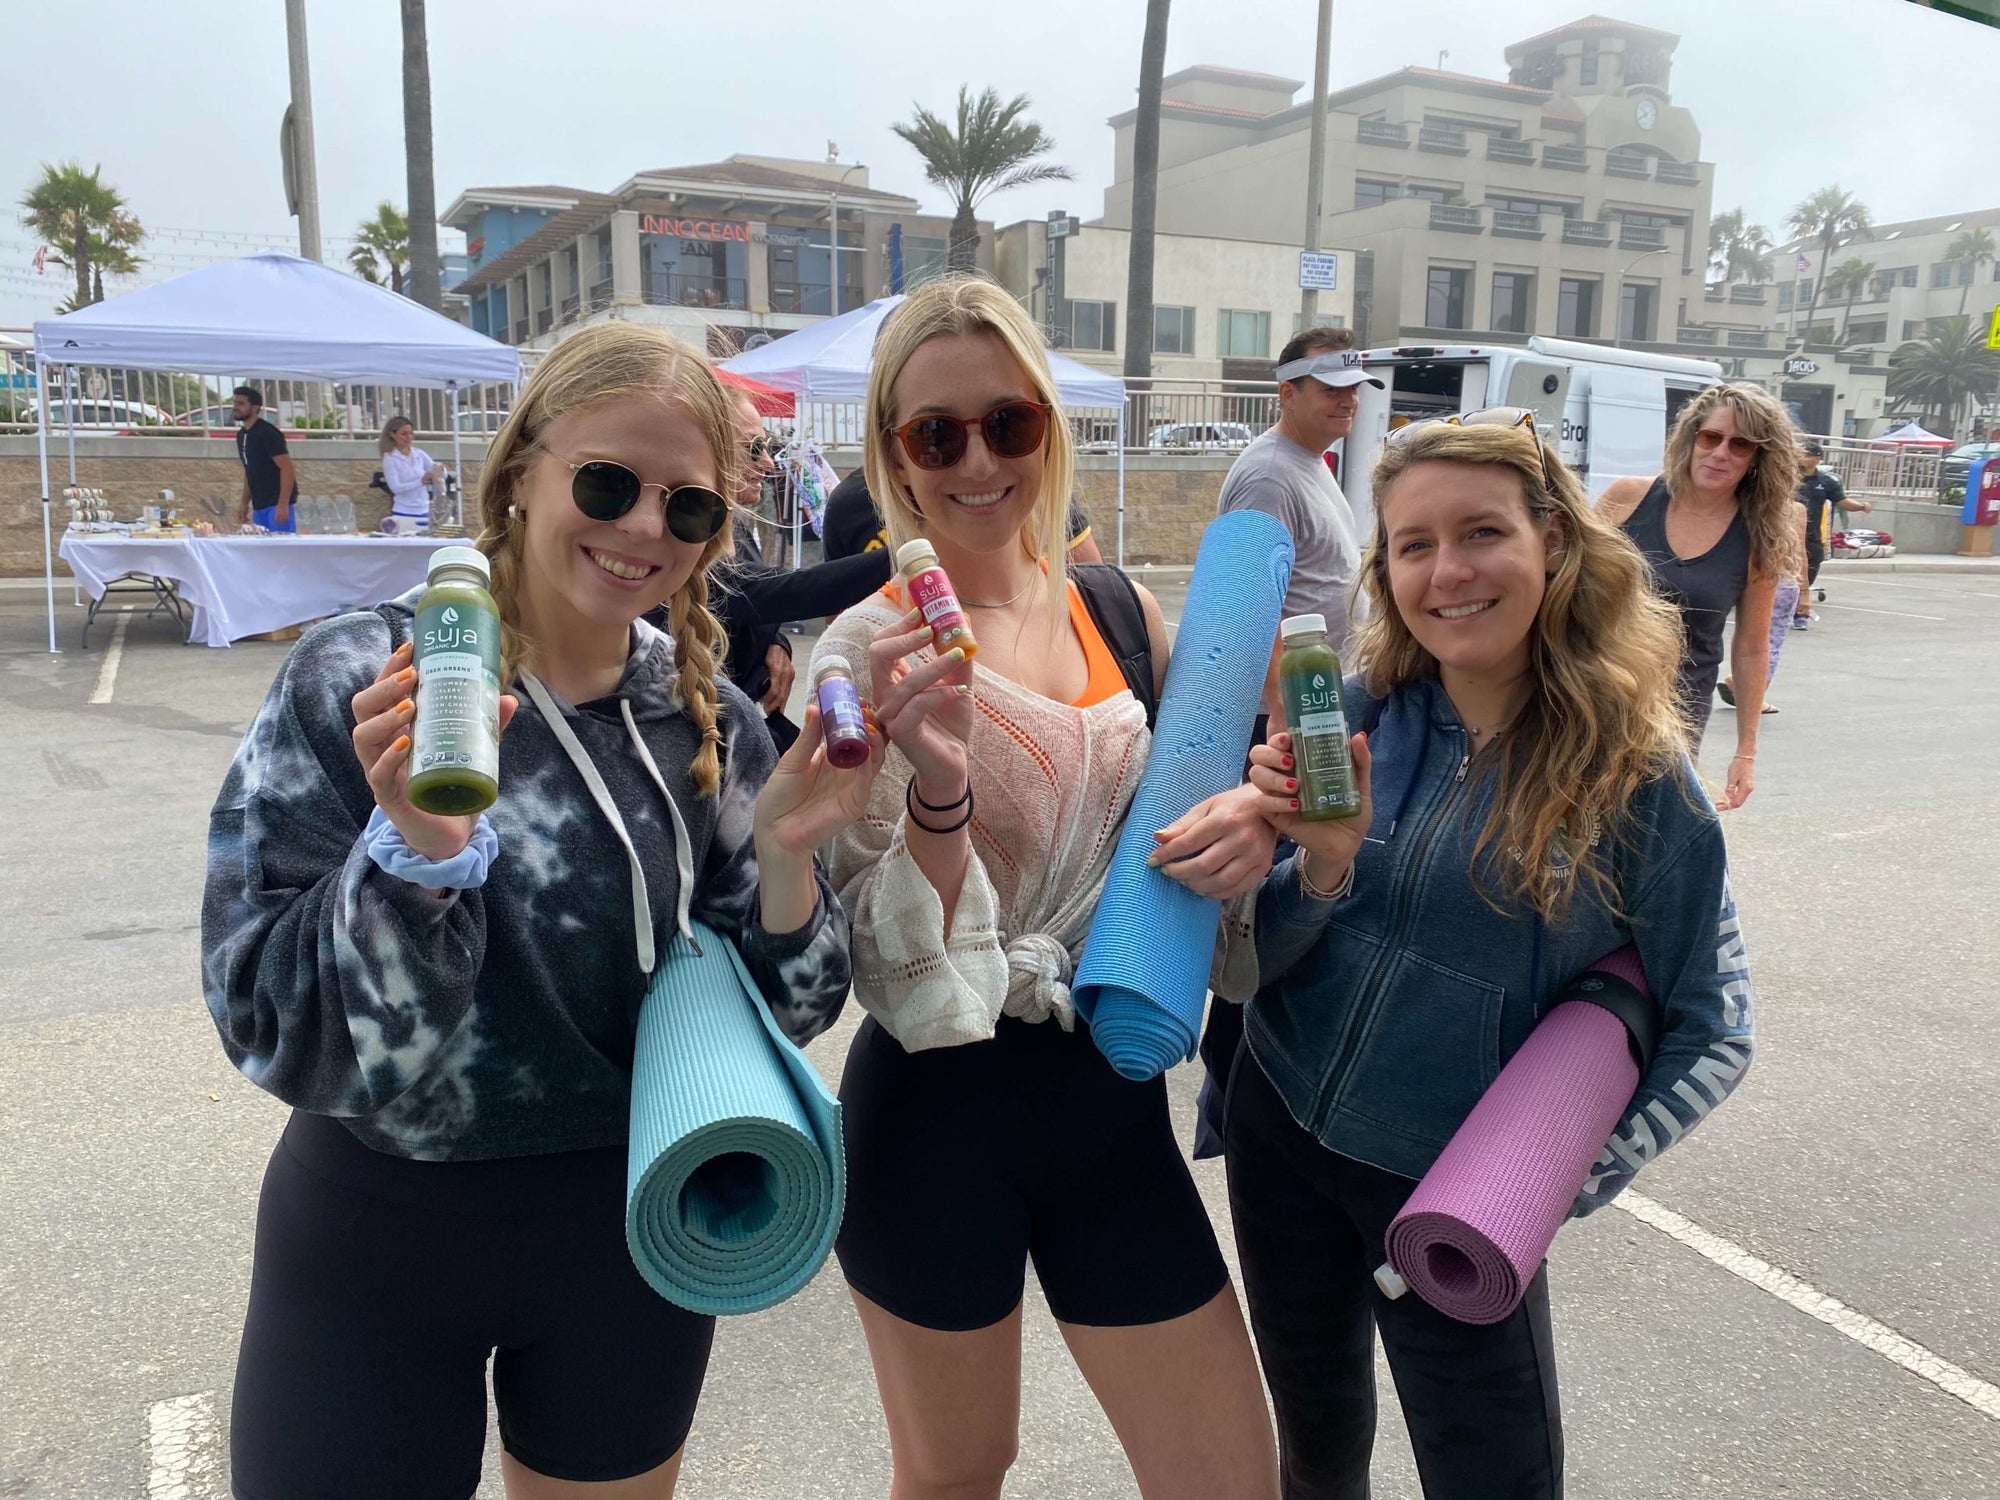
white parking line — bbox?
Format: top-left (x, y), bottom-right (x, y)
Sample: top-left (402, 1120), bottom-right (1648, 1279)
top-left (88, 607), bottom-right (132, 705)
top-left (1838, 578), bottom-right (2000, 602)
top-left (1615, 1191), bottom-right (2000, 1422)
top-left (145, 1390), bottom-right (222, 1499)
top-left (1818, 602), bottom-right (1947, 622)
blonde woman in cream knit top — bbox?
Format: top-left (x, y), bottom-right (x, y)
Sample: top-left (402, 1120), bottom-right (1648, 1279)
top-left (814, 275), bottom-right (1282, 1500)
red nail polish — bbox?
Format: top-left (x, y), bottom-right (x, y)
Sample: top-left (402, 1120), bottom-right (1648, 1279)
top-left (1286, 778), bottom-right (1298, 792)
top-left (1289, 799), bottom-right (1300, 810)
top-left (1283, 756), bottom-right (1295, 770)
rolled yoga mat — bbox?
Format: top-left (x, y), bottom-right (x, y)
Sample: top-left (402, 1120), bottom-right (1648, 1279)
top-left (1072, 509), bottom-right (1294, 1081)
top-left (626, 921), bottom-right (845, 1317)
top-left (1378, 947), bottom-right (1652, 1325)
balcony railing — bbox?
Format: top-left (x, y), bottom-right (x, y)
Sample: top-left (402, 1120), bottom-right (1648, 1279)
top-left (1486, 137), bottom-right (1536, 164)
top-left (1417, 127), bottom-right (1470, 155)
top-left (589, 276), bottom-right (614, 305)
top-left (1428, 202), bottom-right (1484, 232)
top-left (1617, 224), bottom-right (1668, 251)
top-left (1676, 326), bottom-right (1719, 345)
top-left (512, 320), bottom-right (530, 344)
top-left (1656, 160), bottom-right (1701, 185)
top-left (1727, 330), bottom-right (1771, 348)
top-left (534, 309), bottom-right (554, 335)
top-left (1491, 210), bottom-right (1545, 239)
top-left (769, 281), bottom-right (866, 316)
top-left (1727, 285), bottom-right (1769, 305)
top-left (1561, 218), bottom-right (1612, 246)
top-left (559, 294), bottom-right (580, 322)
top-left (643, 274), bottom-right (749, 311)
top-left (1704, 287), bottom-right (1728, 302)
top-left (1542, 144), bottom-right (1588, 171)
top-left (1605, 154), bottom-right (1653, 180)
top-left (1357, 119), bottom-right (1409, 147)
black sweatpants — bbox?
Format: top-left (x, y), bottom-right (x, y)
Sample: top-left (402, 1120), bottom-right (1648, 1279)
top-left (1224, 1051), bottom-right (1563, 1500)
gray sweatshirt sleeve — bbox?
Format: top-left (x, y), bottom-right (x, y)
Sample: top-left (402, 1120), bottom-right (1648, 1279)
top-left (199, 614), bottom-right (488, 1116)
top-left (688, 685), bottom-right (851, 1044)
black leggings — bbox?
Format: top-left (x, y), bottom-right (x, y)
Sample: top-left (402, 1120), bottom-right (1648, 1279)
top-left (1224, 1053), bottom-right (1563, 1500)
top-left (230, 1111), bottom-right (715, 1500)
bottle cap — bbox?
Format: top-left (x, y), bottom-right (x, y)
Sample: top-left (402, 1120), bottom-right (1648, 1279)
top-left (813, 653), bottom-right (855, 682)
top-left (895, 538), bottom-right (940, 571)
top-left (428, 544), bottom-right (490, 581)
top-left (1281, 612), bottom-right (1328, 639)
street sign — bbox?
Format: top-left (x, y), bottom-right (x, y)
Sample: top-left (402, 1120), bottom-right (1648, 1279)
top-left (1988, 303), bottom-right (2000, 351)
top-left (1047, 216), bottom-right (1078, 240)
top-left (1299, 251), bottom-right (1340, 291)
top-left (1782, 354), bottom-right (1821, 378)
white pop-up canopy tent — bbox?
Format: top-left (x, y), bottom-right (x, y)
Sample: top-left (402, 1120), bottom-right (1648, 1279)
top-left (720, 295), bottom-right (1134, 561)
top-left (30, 252), bottom-right (520, 652)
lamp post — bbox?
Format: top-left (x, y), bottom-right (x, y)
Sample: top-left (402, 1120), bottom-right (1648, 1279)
top-left (1612, 245), bottom-right (1671, 347)
top-left (826, 156), bottom-right (868, 318)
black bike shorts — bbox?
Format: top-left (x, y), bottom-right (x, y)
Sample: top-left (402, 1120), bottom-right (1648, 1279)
top-left (229, 1110), bottom-right (715, 1500)
top-left (835, 1015), bottom-right (1229, 1332)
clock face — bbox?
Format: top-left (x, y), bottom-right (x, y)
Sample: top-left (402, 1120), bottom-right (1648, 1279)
top-left (1636, 99), bottom-right (1658, 129)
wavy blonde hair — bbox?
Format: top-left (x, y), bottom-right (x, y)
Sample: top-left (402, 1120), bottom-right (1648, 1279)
top-left (1663, 382), bottom-right (1804, 577)
top-left (474, 322), bottom-right (741, 795)
top-left (1360, 422), bottom-right (1690, 921)
top-left (865, 274), bottom-right (1077, 632)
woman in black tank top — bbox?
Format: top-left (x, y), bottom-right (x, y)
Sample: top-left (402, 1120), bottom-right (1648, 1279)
top-left (1598, 383), bottom-right (1801, 809)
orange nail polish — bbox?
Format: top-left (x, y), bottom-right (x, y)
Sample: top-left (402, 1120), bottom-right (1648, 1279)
top-left (392, 734), bottom-right (411, 753)
top-left (396, 667), bottom-right (417, 685)
top-left (396, 698), bottom-right (414, 716)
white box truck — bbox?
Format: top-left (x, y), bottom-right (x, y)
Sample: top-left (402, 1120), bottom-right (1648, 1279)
top-left (1337, 336), bottom-right (1723, 535)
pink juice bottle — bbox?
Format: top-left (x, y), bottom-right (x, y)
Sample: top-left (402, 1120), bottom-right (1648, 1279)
top-left (812, 656), bottom-right (872, 770)
top-left (895, 538), bottom-right (978, 660)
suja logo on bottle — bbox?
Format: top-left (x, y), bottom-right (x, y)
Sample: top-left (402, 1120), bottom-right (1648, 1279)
top-left (423, 604), bottom-right (482, 650)
top-left (1298, 673), bottom-right (1339, 711)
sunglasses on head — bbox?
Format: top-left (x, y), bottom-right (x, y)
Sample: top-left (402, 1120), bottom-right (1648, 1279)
top-left (1387, 405), bottom-right (1559, 496)
top-left (889, 400), bottom-right (1052, 471)
top-left (1693, 427), bottom-right (1763, 459)
top-left (744, 435), bottom-right (778, 460)
top-left (548, 452), bottom-right (730, 544)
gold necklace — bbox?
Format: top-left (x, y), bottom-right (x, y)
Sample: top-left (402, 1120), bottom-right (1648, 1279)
top-left (961, 574), bottom-right (1040, 610)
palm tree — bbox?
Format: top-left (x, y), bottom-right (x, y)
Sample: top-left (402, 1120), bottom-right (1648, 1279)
top-left (1708, 208), bottom-right (1773, 286)
top-left (349, 202), bottom-right (411, 295)
top-left (1945, 227), bottom-right (1997, 317)
top-left (893, 86), bottom-right (1074, 271)
top-left (1827, 255), bottom-right (1875, 346)
top-left (1887, 315), bottom-right (1999, 437)
top-left (20, 161), bottom-right (145, 309)
top-left (1123, 0), bottom-right (1171, 382)
top-left (400, 0), bottom-right (441, 311)
top-left (1786, 184), bottom-right (1872, 340)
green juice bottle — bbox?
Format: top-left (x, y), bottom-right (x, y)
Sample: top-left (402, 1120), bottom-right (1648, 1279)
top-left (1278, 613), bottom-right (1362, 822)
top-left (407, 546), bottom-right (502, 816)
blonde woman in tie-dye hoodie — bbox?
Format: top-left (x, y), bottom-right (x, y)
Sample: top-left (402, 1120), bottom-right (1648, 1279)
top-left (201, 324), bottom-right (876, 1500)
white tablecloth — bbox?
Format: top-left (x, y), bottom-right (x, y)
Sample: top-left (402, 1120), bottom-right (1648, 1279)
top-left (58, 534), bottom-right (449, 647)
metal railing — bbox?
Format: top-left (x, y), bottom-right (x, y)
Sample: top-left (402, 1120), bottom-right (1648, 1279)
top-left (1542, 144), bottom-right (1589, 171)
top-left (1676, 325), bottom-right (1719, 345)
top-left (642, 274), bottom-right (750, 311)
top-left (1727, 285), bottom-right (1769, 304)
top-left (1561, 219), bottom-right (1612, 246)
top-left (1417, 128), bottom-right (1470, 155)
top-left (1726, 329), bottom-right (1770, 348)
top-left (1486, 138), bottom-right (1536, 164)
top-left (1605, 154), bottom-right (1653, 180)
top-left (1357, 119), bottom-right (1410, 147)
top-left (768, 282), bottom-right (866, 316)
top-left (1656, 160), bottom-right (1701, 185)
top-left (1813, 435), bottom-right (1949, 500)
top-left (1617, 224), bottom-right (1668, 251)
top-left (1429, 203), bottom-right (1484, 232)
top-left (1491, 210), bottom-right (1544, 238)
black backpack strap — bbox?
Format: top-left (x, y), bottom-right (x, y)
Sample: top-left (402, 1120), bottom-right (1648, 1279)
top-left (1070, 562), bottom-right (1158, 730)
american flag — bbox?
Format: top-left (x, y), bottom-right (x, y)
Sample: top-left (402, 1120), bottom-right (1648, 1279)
top-left (1796, 252), bottom-right (1812, 273)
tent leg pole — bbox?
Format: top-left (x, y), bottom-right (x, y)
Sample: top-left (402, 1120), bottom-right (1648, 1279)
top-left (64, 366), bottom-right (78, 486)
top-left (1116, 409), bottom-right (1126, 571)
top-left (449, 387), bottom-right (464, 528)
top-left (37, 360), bottom-right (58, 655)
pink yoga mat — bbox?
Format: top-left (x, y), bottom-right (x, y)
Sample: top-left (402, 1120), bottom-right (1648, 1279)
top-left (1381, 997), bottom-right (1640, 1325)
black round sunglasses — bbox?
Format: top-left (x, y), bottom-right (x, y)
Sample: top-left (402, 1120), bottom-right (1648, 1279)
top-left (548, 452), bottom-right (730, 543)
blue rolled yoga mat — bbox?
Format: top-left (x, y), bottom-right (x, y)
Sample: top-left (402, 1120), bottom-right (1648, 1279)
top-left (1072, 509), bottom-right (1294, 1080)
top-left (625, 921), bottom-right (844, 1316)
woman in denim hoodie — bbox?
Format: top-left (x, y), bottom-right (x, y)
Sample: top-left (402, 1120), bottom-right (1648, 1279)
top-left (1226, 414), bottom-right (1754, 1499)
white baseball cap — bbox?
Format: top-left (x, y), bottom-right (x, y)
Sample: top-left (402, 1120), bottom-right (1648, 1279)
top-left (1275, 348), bottom-right (1386, 390)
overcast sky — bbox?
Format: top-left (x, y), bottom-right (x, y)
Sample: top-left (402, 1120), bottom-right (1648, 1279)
top-left (4, 0), bottom-right (1993, 326)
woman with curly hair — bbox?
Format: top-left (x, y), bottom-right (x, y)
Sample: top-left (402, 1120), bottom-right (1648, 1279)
top-left (202, 322), bottom-right (876, 1499)
top-left (1222, 413), bottom-right (1754, 1499)
top-left (1599, 382), bottom-right (1803, 807)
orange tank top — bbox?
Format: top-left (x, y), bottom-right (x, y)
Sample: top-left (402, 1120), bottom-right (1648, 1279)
top-left (879, 572), bottom-right (1132, 709)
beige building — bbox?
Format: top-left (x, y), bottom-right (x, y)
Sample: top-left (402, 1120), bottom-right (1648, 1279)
top-left (994, 219), bottom-right (1355, 382)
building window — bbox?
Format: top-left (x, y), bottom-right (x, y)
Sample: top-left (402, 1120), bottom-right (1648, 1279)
top-left (1407, 184), bottom-right (1452, 205)
top-left (1427, 266), bottom-right (1470, 329)
top-left (1931, 262), bottom-right (1955, 289)
top-left (1778, 284), bottom-right (1794, 309)
top-left (904, 235), bottom-right (949, 287)
top-left (1579, 40), bottom-right (1599, 86)
top-left (1492, 272), bottom-right (1534, 333)
top-left (1487, 194), bottom-right (1576, 220)
top-left (1218, 308), bottom-right (1271, 358)
top-left (1068, 299), bottom-right (1116, 352)
top-left (1292, 313), bottom-right (1346, 334)
top-left (1847, 320), bottom-right (1887, 345)
top-left (1155, 304), bottom-right (1196, 355)
top-left (1902, 320), bottom-right (1922, 340)
top-left (1619, 282), bottom-right (1658, 343)
top-left (1355, 178), bottom-right (1400, 211)
top-left (1558, 277), bottom-right (1599, 338)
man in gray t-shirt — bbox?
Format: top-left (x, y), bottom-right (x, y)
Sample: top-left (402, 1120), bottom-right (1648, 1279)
top-left (1215, 330), bottom-right (1381, 709)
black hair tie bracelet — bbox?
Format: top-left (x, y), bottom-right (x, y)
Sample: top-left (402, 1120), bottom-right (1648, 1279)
top-left (906, 776), bottom-right (974, 834)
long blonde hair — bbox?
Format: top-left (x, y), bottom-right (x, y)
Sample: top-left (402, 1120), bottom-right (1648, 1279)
top-left (474, 322), bottom-right (741, 796)
top-left (378, 415), bottom-right (413, 455)
top-left (864, 275), bottom-right (1076, 632)
top-left (1663, 382), bottom-right (1804, 577)
top-left (1360, 422), bottom-right (1690, 921)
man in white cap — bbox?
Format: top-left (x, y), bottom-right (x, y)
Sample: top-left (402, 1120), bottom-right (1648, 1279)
top-left (1216, 326), bottom-right (1383, 711)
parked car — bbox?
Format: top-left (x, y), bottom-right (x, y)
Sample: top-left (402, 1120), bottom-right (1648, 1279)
top-left (39, 398), bottom-right (178, 431)
top-left (1147, 421), bottom-right (1259, 451)
top-left (1941, 441), bottom-right (2000, 495)
top-left (455, 408), bottom-right (513, 434)
top-left (174, 405), bottom-right (309, 440)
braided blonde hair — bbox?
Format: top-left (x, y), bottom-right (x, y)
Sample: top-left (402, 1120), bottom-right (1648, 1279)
top-left (474, 322), bottom-right (741, 795)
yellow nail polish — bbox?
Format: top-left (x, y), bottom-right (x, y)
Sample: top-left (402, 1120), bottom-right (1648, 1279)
top-left (946, 647), bottom-right (966, 662)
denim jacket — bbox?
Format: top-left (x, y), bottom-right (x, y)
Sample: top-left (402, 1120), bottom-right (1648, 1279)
top-left (1245, 676), bottom-right (1753, 1214)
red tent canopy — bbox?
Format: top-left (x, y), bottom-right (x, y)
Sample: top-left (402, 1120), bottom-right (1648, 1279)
top-left (715, 367), bottom-right (795, 417)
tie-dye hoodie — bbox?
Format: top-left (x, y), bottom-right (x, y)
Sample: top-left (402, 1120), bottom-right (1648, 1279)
top-left (200, 596), bottom-right (851, 1161)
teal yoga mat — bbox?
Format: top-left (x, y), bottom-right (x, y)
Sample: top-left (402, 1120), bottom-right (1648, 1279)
top-left (1072, 509), bottom-right (1294, 1080)
top-left (625, 921), bottom-right (844, 1316)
